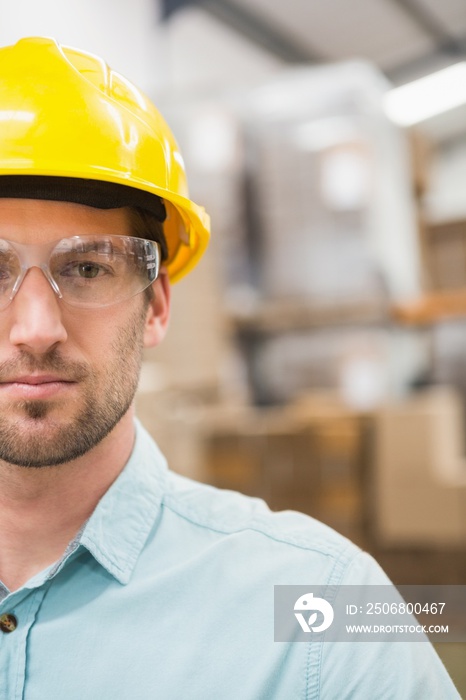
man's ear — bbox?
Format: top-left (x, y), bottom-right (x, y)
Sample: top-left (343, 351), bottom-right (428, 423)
top-left (143, 269), bottom-right (171, 348)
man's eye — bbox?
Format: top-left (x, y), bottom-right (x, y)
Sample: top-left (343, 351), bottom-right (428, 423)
top-left (77, 262), bottom-right (101, 279)
top-left (61, 262), bottom-right (108, 279)
top-left (0, 252), bottom-right (17, 277)
top-left (0, 261), bottom-right (15, 282)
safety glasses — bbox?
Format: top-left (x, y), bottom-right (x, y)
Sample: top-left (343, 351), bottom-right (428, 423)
top-left (0, 234), bottom-right (161, 309)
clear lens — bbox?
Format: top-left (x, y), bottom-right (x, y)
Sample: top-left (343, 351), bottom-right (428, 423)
top-left (50, 236), bottom-right (160, 307)
top-left (0, 240), bottom-right (22, 310)
top-left (0, 235), bottom-right (161, 310)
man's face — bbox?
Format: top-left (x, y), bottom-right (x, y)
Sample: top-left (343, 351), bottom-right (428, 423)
top-left (0, 198), bottom-right (167, 468)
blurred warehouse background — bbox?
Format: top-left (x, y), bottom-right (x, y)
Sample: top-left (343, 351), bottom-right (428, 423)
top-left (2, 0), bottom-right (466, 684)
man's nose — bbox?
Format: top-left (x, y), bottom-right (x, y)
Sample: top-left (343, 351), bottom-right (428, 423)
top-left (8, 267), bottom-right (68, 353)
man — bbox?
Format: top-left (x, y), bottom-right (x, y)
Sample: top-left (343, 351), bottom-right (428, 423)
top-left (0, 36), bottom-right (460, 699)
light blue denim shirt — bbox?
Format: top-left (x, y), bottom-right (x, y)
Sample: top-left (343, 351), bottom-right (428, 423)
top-left (0, 420), bottom-right (460, 699)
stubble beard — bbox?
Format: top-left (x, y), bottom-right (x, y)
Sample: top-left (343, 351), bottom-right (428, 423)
top-left (0, 304), bottom-right (147, 468)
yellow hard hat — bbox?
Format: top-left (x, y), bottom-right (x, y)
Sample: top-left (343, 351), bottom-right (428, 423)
top-left (0, 36), bottom-right (210, 282)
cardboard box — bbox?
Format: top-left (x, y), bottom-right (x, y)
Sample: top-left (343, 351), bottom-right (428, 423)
top-left (373, 387), bottom-right (466, 546)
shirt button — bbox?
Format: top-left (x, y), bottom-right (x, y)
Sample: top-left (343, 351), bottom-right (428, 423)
top-left (0, 613), bottom-right (18, 633)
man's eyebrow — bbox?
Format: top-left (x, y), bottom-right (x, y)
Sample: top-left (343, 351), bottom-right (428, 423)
top-left (54, 241), bottom-right (122, 255)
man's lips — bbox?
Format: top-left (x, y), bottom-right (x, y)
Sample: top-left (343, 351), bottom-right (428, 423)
top-left (1, 375), bottom-right (74, 384)
top-left (0, 375), bottom-right (78, 399)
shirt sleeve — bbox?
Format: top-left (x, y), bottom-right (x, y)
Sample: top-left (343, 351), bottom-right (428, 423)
top-left (315, 551), bottom-right (461, 700)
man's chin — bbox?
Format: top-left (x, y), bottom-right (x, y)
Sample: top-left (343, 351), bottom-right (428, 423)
top-left (0, 420), bottom-right (90, 468)
top-left (0, 394), bottom-right (131, 468)
top-left (19, 399), bottom-right (54, 421)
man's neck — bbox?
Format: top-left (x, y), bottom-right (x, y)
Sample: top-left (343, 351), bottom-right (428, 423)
top-left (0, 410), bottom-right (136, 592)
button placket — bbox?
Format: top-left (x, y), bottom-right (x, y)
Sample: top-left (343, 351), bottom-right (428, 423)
top-left (0, 587), bottom-right (49, 700)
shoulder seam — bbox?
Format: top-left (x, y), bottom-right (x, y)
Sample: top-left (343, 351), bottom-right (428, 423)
top-left (162, 496), bottom-right (360, 561)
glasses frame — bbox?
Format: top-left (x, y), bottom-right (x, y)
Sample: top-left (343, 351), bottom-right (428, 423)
top-left (0, 234), bottom-right (161, 310)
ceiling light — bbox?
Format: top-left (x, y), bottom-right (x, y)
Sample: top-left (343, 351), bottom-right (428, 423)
top-left (384, 62), bottom-right (466, 126)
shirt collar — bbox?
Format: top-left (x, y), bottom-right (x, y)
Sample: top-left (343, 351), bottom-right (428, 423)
top-left (79, 419), bottom-right (168, 584)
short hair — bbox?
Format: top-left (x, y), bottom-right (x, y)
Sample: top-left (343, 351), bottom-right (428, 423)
top-left (128, 206), bottom-right (169, 263)
top-left (127, 207), bottom-right (169, 304)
